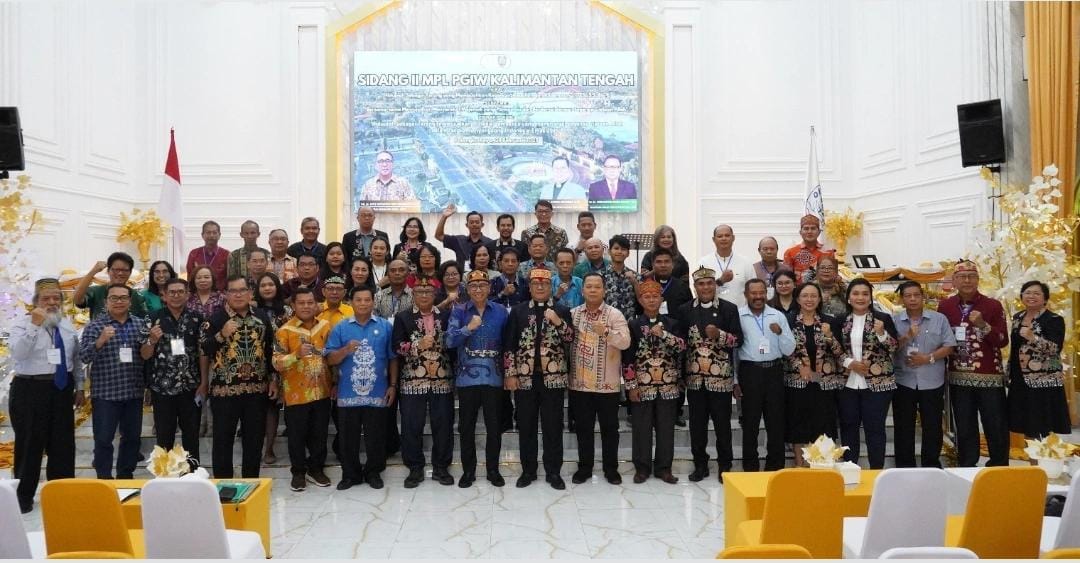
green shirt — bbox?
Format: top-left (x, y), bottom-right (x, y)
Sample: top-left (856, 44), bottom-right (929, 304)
top-left (80, 284), bottom-right (147, 320)
top-left (140, 289), bottom-right (164, 314)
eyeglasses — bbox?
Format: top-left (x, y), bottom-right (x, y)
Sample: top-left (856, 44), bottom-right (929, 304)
top-left (110, 267), bottom-right (132, 274)
top-left (376, 159), bottom-right (393, 164)
top-left (818, 266), bottom-right (837, 272)
top-left (166, 289), bottom-right (188, 296)
top-left (603, 165), bottom-right (621, 170)
top-left (953, 273), bottom-right (978, 280)
top-left (536, 209), bottom-right (553, 215)
top-left (226, 288), bottom-right (250, 294)
top-left (107, 295), bottom-right (131, 302)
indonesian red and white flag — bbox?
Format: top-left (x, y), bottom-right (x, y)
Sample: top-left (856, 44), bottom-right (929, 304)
top-left (160, 129), bottom-right (185, 270)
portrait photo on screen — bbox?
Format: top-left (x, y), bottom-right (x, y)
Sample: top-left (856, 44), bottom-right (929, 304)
top-left (351, 51), bottom-right (641, 214)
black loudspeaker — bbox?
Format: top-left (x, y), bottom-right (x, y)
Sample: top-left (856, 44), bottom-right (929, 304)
top-left (0, 107), bottom-right (25, 173)
top-left (957, 99), bottom-right (1005, 167)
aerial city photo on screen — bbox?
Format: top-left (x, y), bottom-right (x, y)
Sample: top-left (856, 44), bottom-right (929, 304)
top-left (351, 50), bottom-right (641, 214)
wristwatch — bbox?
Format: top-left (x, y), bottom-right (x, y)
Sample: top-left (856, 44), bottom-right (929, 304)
top-left (929, 354), bottom-right (936, 364)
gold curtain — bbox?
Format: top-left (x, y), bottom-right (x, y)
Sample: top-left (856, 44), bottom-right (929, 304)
top-left (1025, 2), bottom-right (1079, 428)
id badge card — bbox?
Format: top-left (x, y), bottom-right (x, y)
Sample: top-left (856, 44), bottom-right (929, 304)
top-left (758, 341), bottom-right (770, 355)
top-left (954, 326), bottom-right (966, 341)
top-left (767, 287), bottom-right (775, 300)
top-left (907, 345), bottom-right (919, 357)
top-left (47, 348), bottom-right (62, 365)
top-left (170, 338), bottom-right (186, 356)
top-left (119, 347), bottom-right (133, 363)
top-left (659, 301), bottom-right (669, 315)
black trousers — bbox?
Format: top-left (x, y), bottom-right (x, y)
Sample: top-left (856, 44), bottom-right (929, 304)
top-left (399, 392), bottom-right (454, 472)
top-left (10, 378), bottom-right (75, 509)
top-left (338, 406), bottom-right (387, 480)
top-left (151, 389), bottom-right (201, 463)
top-left (950, 384), bottom-right (1009, 467)
top-left (384, 399), bottom-right (400, 456)
top-left (515, 384), bottom-right (565, 476)
top-left (631, 398), bottom-right (677, 475)
top-left (838, 388), bottom-right (892, 469)
top-left (687, 388), bottom-right (733, 472)
top-left (892, 384), bottom-right (945, 468)
top-left (284, 399), bottom-right (331, 475)
top-left (211, 393), bottom-right (268, 478)
top-left (569, 390), bottom-right (620, 475)
top-left (457, 385), bottom-right (502, 475)
top-left (739, 363), bottom-right (786, 471)
top-left (501, 389), bottom-right (515, 430)
top-left (91, 397), bottom-right (143, 479)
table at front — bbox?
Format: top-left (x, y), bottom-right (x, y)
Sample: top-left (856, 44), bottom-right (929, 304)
top-left (108, 478), bottom-right (273, 558)
top-left (723, 469), bottom-right (882, 545)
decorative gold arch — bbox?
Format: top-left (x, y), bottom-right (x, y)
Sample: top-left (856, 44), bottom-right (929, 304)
top-left (324, 0), bottom-right (665, 236)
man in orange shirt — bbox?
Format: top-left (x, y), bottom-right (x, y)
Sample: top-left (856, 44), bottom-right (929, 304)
top-left (782, 214), bottom-right (834, 284)
top-left (272, 287), bottom-right (334, 492)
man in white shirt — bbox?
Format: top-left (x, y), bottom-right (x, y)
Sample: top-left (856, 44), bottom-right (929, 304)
top-left (697, 224), bottom-right (755, 308)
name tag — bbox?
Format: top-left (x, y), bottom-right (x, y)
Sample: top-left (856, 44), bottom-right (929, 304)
top-left (954, 326), bottom-right (966, 341)
top-left (767, 287), bottom-right (775, 300)
top-left (659, 301), bottom-right (669, 315)
top-left (170, 338), bottom-right (186, 356)
top-left (47, 348), bottom-right (62, 365)
top-left (758, 341), bottom-right (770, 355)
top-left (907, 345), bottom-right (919, 357)
top-left (119, 347), bottom-right (133, 363)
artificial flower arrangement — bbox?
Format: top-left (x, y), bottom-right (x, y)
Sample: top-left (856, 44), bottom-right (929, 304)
top-left (802, 434), bottom-right (849, 469)
top-left (146, 445), bottom-right (208, 479)
top-left (116, 208), bottom-right (167, 270)
top-left (823, 207), bottom-right (863, 265)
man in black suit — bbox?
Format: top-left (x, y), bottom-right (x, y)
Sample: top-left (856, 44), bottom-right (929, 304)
top-left (587, 155), bottom-right (637, 201)
top-left (341, 206), bottom-right (390, 261)
top-left (649, 247), bottom-right (692, 427)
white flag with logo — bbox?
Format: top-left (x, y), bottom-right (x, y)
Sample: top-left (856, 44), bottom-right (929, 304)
top-left (804, 126), bottom-right (824, 223)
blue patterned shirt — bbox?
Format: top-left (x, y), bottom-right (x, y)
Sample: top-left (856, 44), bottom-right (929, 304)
top-left (79, 314), bottom-right (149, 401)
top-left (551, 275), bottom-right (584, 309)
top-left (446, 300), bottom-right (509, 388)
top-left (325, 316), bottom-right (395, 407)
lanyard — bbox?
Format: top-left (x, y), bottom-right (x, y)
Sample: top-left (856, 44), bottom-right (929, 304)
top-left (658, 278), bottom-right (672, 295)
top-left (202, 247), bottom-right (218, 266)
top-left (752, 312), bottom-right (766, 335)
top-left (960, 302), bottom-right (974, 321)
top-left (716, 253), bottom-right (733, 279)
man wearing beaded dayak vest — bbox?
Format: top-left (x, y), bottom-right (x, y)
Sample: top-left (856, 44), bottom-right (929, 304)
top-left (391, 276), bottom-right (455, 488)
top-left (624, 279), bottom-right (687, 485)
top-left (676, 266), bottom-right (743, 483)
top-left (938, 260), bottom-right (1010, 467)
top-left (504, 266), bottom-right (575, 490)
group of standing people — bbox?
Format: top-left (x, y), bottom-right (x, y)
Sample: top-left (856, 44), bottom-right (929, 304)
top-left (6, 200), bottom-right (1072, 512)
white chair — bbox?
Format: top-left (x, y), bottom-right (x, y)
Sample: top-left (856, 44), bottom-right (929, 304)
top-left (843, 468), bottom-right (949, 558)
top-left (879, 546), bottom-right (978, 559)
top-left (0, 480), bottom-right (46, 559)
top-left (1041, 470), bottom-right (1080, 555)
top-left (140, 479), bottom-right (265, 559)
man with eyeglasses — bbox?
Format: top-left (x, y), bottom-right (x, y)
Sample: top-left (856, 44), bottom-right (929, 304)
top-left (288, 217), bottom-right (328, 268)
top-left (342, 206), bottom-right (390, 261)
top-left (202, 275), bottom-right (279, 478)
top-left (938, 260), bottom-right (1010, 467)
top-left (79, 283), bottom-right (149, 479)
top-left (139, 278), bottom-right (206, 462)
top-left (73, 251), bottom-right (147, 319)
top-left (267, 229), bottom-right (298, 282)
top-left (520, 200), bottom-right (568, 263)
top-left (587, 154), bottom-right (637, 201)
top-left (359, 150), bottom-right (417, 202)
top-left (9, 278), bottom-right (84, 513)
top-left (782, 214), bottom-right (834, 284)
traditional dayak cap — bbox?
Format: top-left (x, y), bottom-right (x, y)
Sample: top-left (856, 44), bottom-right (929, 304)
top-left (638, 278), bottom-right (662, 297)
top-left (34, 277), bottom-right (61, 292)
top-left (692, 265), bottom-right (715, 281)
top-left (412, 276), bottom-right (435, 289)
top-left (529, 265), bottom-right (553, 281)
top-left (955, 259), bottom-right (978, 273)
top-left (324, 276), bottom-right (346, 286)
top-left (466, 270), bottom-right (490, 283)
top-left (800, 214), bottom-right (821, 227)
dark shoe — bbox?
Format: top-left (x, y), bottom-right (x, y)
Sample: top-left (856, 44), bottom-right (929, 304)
top-left (567, 420), bottom-right (576, 433)
top-left (605, 472), bottom-right (623, 485)
top-left (487, 470), bottom-right (505, 487)
top-left (291, 474), bottom-right (307, 492)
top-left (262, 452), bottom-right (277, 465)
top-left (336, 478), bottom-right (356, 491)
top-left (717, 471), bottom-right (725, 483)
top-left (633, 472), bottom-right (648, 484)
top-left (458, 472), bottom-right (476, 488)
top-left (404, 468), bottom-right (424, 489)
top-left (116, 473), bottom-right (134, 480)
top-left (571, 470), bottom-right (591, 484)
top-left (546, 474), bottom-right (566, 490)
top-left (674, 416), bottom-right (687, 428)
top-left (432, 468), bottom-right (455, 486)
top-left (19, 502), bottom-right (32, 514)
top-left (657, 472), bottom-right (679, 484)
top-left (367, 474), bottom-right (384, 489)
top-left (516, 473), bottom-right (536, 488)
top-left (308, 469), bottom-right (331, 487)
top-left (688, 466), bottom-right (709, 482)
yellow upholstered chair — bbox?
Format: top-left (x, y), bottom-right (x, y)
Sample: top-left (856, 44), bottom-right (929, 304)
top-left (732, 469), bottom-right (845, 558)
top-left (48, 551), bottom-right (134, 559)
top-left (945, 466), bottom-right (1047, 558)
top-left (40, 479), bottom-right (143, 558)
top-left (718, 544), bottom-right (813, 559)
top-left (1044, 547), bottom-right (1080, 559)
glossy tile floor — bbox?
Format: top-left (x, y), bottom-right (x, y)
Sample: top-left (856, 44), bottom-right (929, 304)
top-left (19, 461), bottom-right (727, 559)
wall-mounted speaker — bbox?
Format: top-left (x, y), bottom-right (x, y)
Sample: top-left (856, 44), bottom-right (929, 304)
top-left (957, 99), bottom-right (1005, 167)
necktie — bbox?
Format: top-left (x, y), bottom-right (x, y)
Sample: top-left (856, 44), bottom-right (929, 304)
top-left (53, 327), bottom-right (69, 389)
